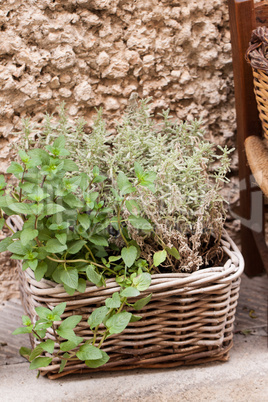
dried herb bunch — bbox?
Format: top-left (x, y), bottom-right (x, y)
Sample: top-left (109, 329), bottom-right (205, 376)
top-left (14, 99), bottom-right (233, 272)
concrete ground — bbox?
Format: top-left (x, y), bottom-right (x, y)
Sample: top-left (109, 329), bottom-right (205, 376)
top-left (1, 274), bottom-right (267, 402)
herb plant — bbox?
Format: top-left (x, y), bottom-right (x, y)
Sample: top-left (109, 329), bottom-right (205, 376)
top-left (16, 100), bottom-right (233, 272)
top-left (0, 136), bottom-right (161, 372)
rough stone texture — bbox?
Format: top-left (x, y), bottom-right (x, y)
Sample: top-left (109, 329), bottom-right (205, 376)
top-left (0, 0), bottom-right (239, 300)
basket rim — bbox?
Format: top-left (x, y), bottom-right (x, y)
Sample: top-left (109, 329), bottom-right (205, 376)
top-left (18, 229), bottom-right (244, 299)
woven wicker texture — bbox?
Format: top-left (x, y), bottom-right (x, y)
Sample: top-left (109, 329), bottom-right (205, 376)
top-left (8, 216), bottom-right (244, 379)
top-left (246, 26), bottom-right (268, 139)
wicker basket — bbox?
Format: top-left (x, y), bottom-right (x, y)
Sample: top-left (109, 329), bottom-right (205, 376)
top-left (246, 26), bottom-right (268, 139)
top-left (9, 217), bottom-right (244, 379)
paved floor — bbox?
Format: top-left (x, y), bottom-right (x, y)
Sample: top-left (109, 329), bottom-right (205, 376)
top-left (0, 274), bottom-right (267, 402)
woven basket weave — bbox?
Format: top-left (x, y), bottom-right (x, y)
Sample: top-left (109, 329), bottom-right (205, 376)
top-left (10, 217), bottom-right (244, 379)
top-left (246, 26), bottom-right (268, 139)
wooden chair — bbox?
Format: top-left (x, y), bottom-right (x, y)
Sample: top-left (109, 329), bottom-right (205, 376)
top-left (228, 0), bottom-right (268, 276)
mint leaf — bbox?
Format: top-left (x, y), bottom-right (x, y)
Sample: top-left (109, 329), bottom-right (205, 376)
top-left (76, 344), bottom-right (102, 361)
top-left (45, 239), bottom-right (67, 253)
top-left (29, 357), bottom-right (52, 370)
top-left (89, 235), bottom-right (108, 247)
top-left (133, 273), bottom-right (151, 291)
top-left (60, 268), bottom-right (79, 289)
top-left (7, 241), bottom-right (27, 255)
top-left (133, 293), bottom-right (152, 310)
top-left (52, 302), bottom-right (66, 317)
top-left (67, 240), bottom-right (86, 254)
top-left (120, 287), bottom-right (140, 298)
top-left (9, 203), bottom-right (34, 215)
top-left (85, 350), bottom-right (109, 368)
top-left (106, 311), bottom-right (132, 334)
top-left (117, 171), bottom-right (135, 195)
top-left (63, 160), bottom-right (79, 171)
top-left (78, 214), bottom-right (91, 230)
top-left (166, 246), bottom-right (180, 260)
top-left (86, 265), bottom-right (102, 286)
top-left (39, 339), bottom-right (55, 354)
top-left (20, 228), bottom-right (38, 246)
top-left (153, 250), bottom-right (167, 267)
top-left (44, 203), bottom-right (65, 215)
top-left (13, 326), bottom-right (33, 335)
top-left (22, 315), bottom-right (32, 326)
top-left (121, 246), bottom-right (137, 268)
top-left (105, 292), bottom-right (121, 309)
top-left (58, 315), bottom-right (82, 330)
top-left (88, 306), bottom-right (109, 329)
top-left (34, 262), bottom-right (48, 281)
top-left (0, 237), bottom-right (13, 252)
top-left (55, 233), bottom-right (67, 245)
top-left (128, 215), bottom-right (152, 231)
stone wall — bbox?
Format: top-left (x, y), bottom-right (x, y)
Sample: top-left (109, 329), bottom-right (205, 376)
top-left (0, 0), bottom-right (235, 147)
top-left (0, 0), bottom-right (239, 301)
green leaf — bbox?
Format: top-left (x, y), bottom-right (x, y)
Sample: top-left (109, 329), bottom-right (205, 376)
top-left (52, 302), bottom-right (66, 317)
top-left (22, 315), bottom-right (32, 326)
top-left (56, 233), bottom-right (67, 245)
top-left (0, 175), bottom-right (6, 190)
top-left (105, 292), bottom-right (121, 309)
top-left (77, 278), bottom-right (86, 293)
top-left (125, 199), bottom-right (140, 215)
top-left (0, 237), bottom-right (13, 252)
top-left (78, 214), bottom-right (91, 230)
top-left (166, 246), bottom-right (180, 260)
top-left (133, 293), bottom-right (152, 310)
top-left (29, 346), bottom-right (45, 362)
top-left (7, 162), bottom-right (24, 177)
top-left (60, 268), bottom-right (79, 289)
top-left (106, 311), bottom-right (132, 335)
top-left (120, 287), bottom-right (140, 298)
top-left (0, 218), bottom-right (5, 231)
top-left (19, 347), bottom-right (32, 360)
top-left (53, 135), bottom-right (66, 148)
top-left (63, 160), bottom-right (79, 171)
top-left (76, 344), bottom-right (102, 361)
top-left (44, 203), bottom-right (65, 215)
top-left (9, 203), bottom-right (34, 215)
top-left (21, 228), bottom-right (38, 246)
top-left (67, 240), bottom-right (86, 254)
top-left (29, 357), bottom-right (52, 370)
top-left (121, 246), bottom-right (138, 268)
top-left (35, 306), bottom-right (53, 320)
top-left (12, 326), bottom-right (33, 335)
top-left (88, 306), bottom-right (109, 329)
top-left (134, 162), bottom-right (144, 179)
top-left (89, 235), bottom-right (108, 247)
top-left (45, 239), bottom-right (67, 253)
top-left (133, 273), bottom-right (151, 291)
top-left (128, 215), bottom-right (152, 231)
top-left (130, 314), bottom-right (142, 322)
top-left (117, 171), bottom-right (135, 195)
top-left (59, 352), bottom-right (70, 373)
top-left (153, 250), bottom-right (167, 267)
top-left (58, 315), bottom-right (82, 330)
top-left (34, 262), bottom-right (48, 281)
top-left (60, 338), bottom-right (83, 352)
top-left (7, 241), bottom-right (27, 255)
top-left (86, 265), bottom-right (102, 287)
top-left (85, 350), bottom-right (110, 368)
top-left (56, 327), bottom-right (77, 341)
top-left (39, 340), bottom-right (55, 354)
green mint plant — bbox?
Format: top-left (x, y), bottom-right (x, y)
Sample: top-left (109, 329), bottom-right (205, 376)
top-left (13, 287), bottom-right (152, 373)
top-left (0, 135), bottom-right (167, 373)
